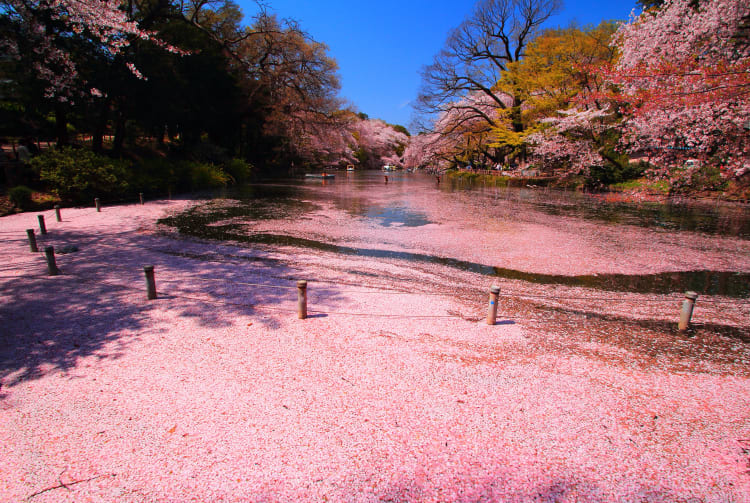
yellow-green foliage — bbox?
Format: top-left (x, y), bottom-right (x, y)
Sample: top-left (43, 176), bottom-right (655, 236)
top-left (447, 171), bottom-right (511, 186)
top-left (491, 22), bottom-right (618, 149)
top-left (187, 162), bottom-right (230, 189)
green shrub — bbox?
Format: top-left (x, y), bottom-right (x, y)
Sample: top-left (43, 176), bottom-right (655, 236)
top-left (586, 161), bottom-right (646, 189)
top-left (8, 185), bottom-right (33, 209)
top-left (188, 162), bottom-right (229, 189)
top-left (33, 147), bottom-right (129, 204)
top-left (222, 158), bottom-right (252, 183)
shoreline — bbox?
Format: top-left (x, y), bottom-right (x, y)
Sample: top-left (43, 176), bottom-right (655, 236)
top-left (1, 198), bottom-right (749, 502)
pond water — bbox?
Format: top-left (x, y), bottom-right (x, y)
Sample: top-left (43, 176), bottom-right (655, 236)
top-left (162, 171), bottom-right (750, 298)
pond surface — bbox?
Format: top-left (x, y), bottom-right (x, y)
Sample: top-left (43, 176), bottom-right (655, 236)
top-left (162, 172), bottom-right (750, 298)
top-left (443, 176), bottom-right (750, 238)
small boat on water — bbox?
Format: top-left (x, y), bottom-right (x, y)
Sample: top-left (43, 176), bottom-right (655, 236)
top-left (346, 164), bottom-right (355, 172)
top-left (305, 173), bottom-right (335, 179)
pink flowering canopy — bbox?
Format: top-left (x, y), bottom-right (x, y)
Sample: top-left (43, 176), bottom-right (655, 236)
top-left (1, 0), bottom-right (183, 99)
top-left (606, 0), bottom-right (750, 178)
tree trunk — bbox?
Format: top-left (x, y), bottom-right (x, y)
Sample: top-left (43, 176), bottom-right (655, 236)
top-left (54, 103), bottom-right (69, 147)
top-left (92, 98), bottom-right (112, 153)
top-left (511, 96), bottom-right (524, 133)
top-left (113, 108), bottom-right (126, 156)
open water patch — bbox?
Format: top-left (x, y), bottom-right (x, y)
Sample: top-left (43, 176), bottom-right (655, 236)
top-left (362, 206), bottom-right (431, 227)
top-left (452, 181), bottom-right (750, 238)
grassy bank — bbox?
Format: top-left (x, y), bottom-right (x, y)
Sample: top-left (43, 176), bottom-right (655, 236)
top-left (445, 170), bottom-right (575, 189)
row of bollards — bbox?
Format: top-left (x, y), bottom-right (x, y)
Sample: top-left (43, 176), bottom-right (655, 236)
top-left (33, 195), bottom-right (145, 238)
top-left (485, 285), bottom-right (700, 331)
top-left (137, 268), bottom-right (310, 319)
top-left (38, 195), bottom-right (146, 231)
top-left (21, 227), bottom-right (703, 328)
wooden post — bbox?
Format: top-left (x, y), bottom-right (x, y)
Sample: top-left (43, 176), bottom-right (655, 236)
top-left (143, 265), bottom-right (157, 300)
top-left (297, 280), bottom-right (308, 319)
top-left (44, 246), bottom-right (58, 276)
top-left (486, 285), bottom-right (500, 325)
top-left (54, 205), bottom-right (62, 222)
top-left (384, 175), bottom-right (388, 183)
top-left (38, 214), bottom-right (47, 235)
top-left (26, 229), bottom-right (38, 252)
top-left (95, 198), bottom-right (101, 212)
top-left (678, 291), bottom-right (699, 331)
top-left (139, 193), bottom-right (144, 205)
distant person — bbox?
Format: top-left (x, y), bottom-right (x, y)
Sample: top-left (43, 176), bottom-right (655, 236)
top-left (16, 142), bottom-right (31, 164)
top-left (22, 137), bottom-right (40, 155)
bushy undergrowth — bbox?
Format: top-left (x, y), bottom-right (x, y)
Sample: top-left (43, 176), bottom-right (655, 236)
top-left (8, 185), bottom-right (33, 209)
top-left (222, 158), bottom-right (252, 183)
top-left (29, 146), bottom-right (251, 204)
top-left (33, 147), bottom-right (129, 204)
top-left (585, 162), bottom-right (646, 189)
top-left (670, 165), bottom-right (728, 194)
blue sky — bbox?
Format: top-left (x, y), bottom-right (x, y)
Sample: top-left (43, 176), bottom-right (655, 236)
top-left (237, 1), bottom-right (637, 130)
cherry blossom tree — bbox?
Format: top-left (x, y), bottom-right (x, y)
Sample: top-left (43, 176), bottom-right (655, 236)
top-left (351, 118), bottom-right (409, 169)
top-left (0, 0), bottom-right (183, 100)
top-left (403, 132), bottom-right (448, 170)
top-left (524, 107), bottom-right (612, 177)
top-left (605, 0), bottom-right (750, 181)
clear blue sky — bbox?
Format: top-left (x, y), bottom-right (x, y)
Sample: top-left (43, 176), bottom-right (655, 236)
top-left (237, 1), bottom-right (637, 130)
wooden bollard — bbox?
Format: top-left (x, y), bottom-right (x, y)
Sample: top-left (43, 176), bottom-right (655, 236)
top-left (139, 193), bottom-right (144, 205)
top-left (384, 175), bottom-right (389, 183)
top-left (44, 246), bottom-right (58, 276)
top-left (26, 229), bottom-right (38, 252)
top-left (486, 285), bottom-right (500, 325)
top-left (143, 265), bottom-right (157, 300)
top-left (54, 205), bottom-right (62, 222)
top-left (95, 198), bottom-right (101, 212)
top-left (678, 291), bottom-right (699, 331)
top-left (37, 214), bottom-right (47, 235)
top-left (297, 280), bottom-right (308, 319)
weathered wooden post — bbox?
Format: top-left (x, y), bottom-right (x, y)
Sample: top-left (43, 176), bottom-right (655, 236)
top-left (678, 291), bottom-right (699, 331)
top-left (54, 205), bottom-right (62, 222)
top-left (384, 175), bottom-right (389, 183)
top-left (297, 280), bottom-right (308, 319)
top-left (95, 198), bottom-right (101, 212)
top-left (26, 229), bottom-right (38, 252)
top-left (139, 193), bottom-right (144, 205)
top-left (37, 214), bottom-right (47, 235)
top-left (44, 246), bottom-right (58, 276)
top-left (487, 285), bottom-right (500, 325)
top-left (143, 265), bottom-right (157, 300)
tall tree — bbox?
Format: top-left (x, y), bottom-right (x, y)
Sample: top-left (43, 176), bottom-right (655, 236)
top-left (493, 22), bottom-right (623, 177)
top-left (606, 0), bottom-right (750, 181)
top-left (416, 0), bottom-right (562, 140)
